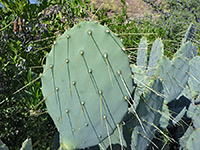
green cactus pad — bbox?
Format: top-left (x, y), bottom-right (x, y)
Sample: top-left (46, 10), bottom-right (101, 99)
top-left (131, 64), bottom-right (150, 107)
top-left (187, 103), bottom-right (200, 128)
top-left (131, 78), bottom-right (164, 150)
top-left (179, 126), bottom-right (194, 150)
top-left (99, 123), bottom-right (127, 150)
top-left (159, 101), bottom-right (170, 129)
top-left (131, 126), bottom-right (140, 150)
top-left (21, 139), bottom-right (32, 150)
top-left (174, 41), bottom-right (197, 60)
top-left (186, 129), bottom-right (200, 150)
top-left (188, 56), bottom-right (200, 98)
top-left (178, 84), bottom-right (193, 100)
top-left (41, 22), bottom-right (132, 149)
top-left (172, 106), bottom-right (186, 125)
top-left (136, 37), bottom-right (148, 71)
top-left (146, 38), bottom-right (164, 77)
top-left (131, 38), bottom-right (163, 107)
top-left (156, 54), bottom-right (190, 103)
top-left (182, 23), bottom-right (195, 45)
top-left (180, 127), bottom-right (200, 150)
top-left (0, 140), bottom-right (9, 150)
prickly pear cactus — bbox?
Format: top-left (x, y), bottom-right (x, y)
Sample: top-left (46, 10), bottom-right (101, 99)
top-left (159, 101), bottom-right (170, 129)
top-left (131, 37), bottom-right (164, 107)
top-left (0, 140), bottom-right (8, 150)
top-left (181, 23), bottom-right (195, 45)
top-left (177, 55), bottom-right (199, 114)
top-left (188, 56), bottom-right (200, 99)
top-left (131, 78), bottom-right (164, 150)
top-left (174, 41), bottom-right (197, 60)
top-left (179, 126), bottom-right (194, 150)
top-left (187, 103), bottom-right (200, 129)
top-left (179, 126), bottom-right (200, 150)
top-left (41, 22), bottom-right (133, 149)
top-left (129, 26), bottom-right (198, 149)
top-left (99, 123), bottom-right (127, 149)
top-left (20, 139), bottom-right (32, 150)
top-left (136, 37), bottom-right (148, 71)
top-left (156, 42), bottom-right (195, 103)
top-left (133, 38), bottom-right (196, 104)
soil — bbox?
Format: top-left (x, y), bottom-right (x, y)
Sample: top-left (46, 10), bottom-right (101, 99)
top-left (91, 0), bottom-right (160, 20)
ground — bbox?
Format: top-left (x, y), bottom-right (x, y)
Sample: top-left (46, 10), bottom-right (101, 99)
top-left (91, 0), bottom-right (159, 19)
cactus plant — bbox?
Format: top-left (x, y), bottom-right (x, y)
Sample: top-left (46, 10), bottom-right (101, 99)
top-left (102, 78), bottom-right (164, 150)
top-left (20, 139), bottom-right (32, 150)
top-left (131, 78), bottom-right (164, 150)
top-left (136, 37), bottom-right (164, 75)
top-left (174, 41), bottom-right (197, 60)
top-left (173, 40), bottom-right (197, 101)
top-left (187, 103), bottom-right (200, 129)
top-left (159, 101), bottom-right (170, 129)
top-left (179, 126), bottom-right (200, 150)
top-left (129, 22), bottom-right (199, 149)
top-left (131, 37), bottom-right (164, 107)
top-left (131, 37), bottom-right (196, 130)
top-left (136, 37), bottom-right (148, 71)
top-left (99, 123), bottom-right (127, 150)
top-left (184, 129), bottom-right (200, 150)
top-left (177, 55), bottom-right (200, 150)
top-left (0, 139), bottom-right (33, 150)
top-left (171, 106), bottom-right (187, 125)
top-left (156, 43), bottom-right (191, 103)
top-left (0, 140), bottom-right (9, 150)
top-left (129, 33), bottom-right (197, 150)
top-left (38, 21), bottom-right (200, 150)
top-left (187, 56), bottom-right (200, 99)
top-left (131, 38), bottom-right (195, 104)
top-left (146, 38), bottom-right (164, 77)
top-left (181, 23), bottom-right (196, 45)
top-left (41, 22), bottom-right (133, 149)
top-left (165, 95), bottom-right (191, 129)
top-left (179, 126), bottom-right (194, 150)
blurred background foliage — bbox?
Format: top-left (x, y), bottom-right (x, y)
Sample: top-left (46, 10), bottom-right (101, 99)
top-left (0, 0), bottom-right (199, 149)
